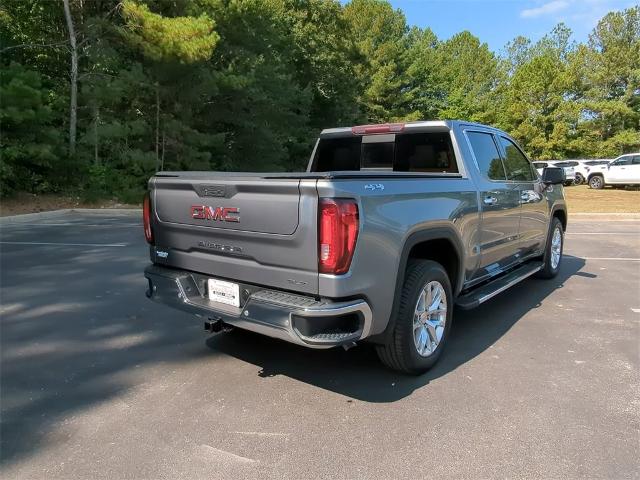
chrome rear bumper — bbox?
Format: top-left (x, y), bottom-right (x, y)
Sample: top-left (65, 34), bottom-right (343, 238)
top-left (144, 264), bottom-right (372, 348)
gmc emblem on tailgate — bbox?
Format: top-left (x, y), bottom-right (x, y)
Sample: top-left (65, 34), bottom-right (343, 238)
top-left (191, 205), bottom-right (240, 222)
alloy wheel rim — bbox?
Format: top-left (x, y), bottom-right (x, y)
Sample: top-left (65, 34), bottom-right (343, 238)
top-left (413, 281), bottom-right (447, 357)
top-left (551, 226), bottom-right (562, 270)
top-left (592, 177), bottom-right (601, 188)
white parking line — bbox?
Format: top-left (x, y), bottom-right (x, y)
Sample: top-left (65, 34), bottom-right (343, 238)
top-left (581, 257), bottom-right (640, 261)
top-left (0, 241), bottom-right (127, 247)
top-left (0, 223), bottom-right (141, 227)
top-left (566, 232), bottom-right (639, 235)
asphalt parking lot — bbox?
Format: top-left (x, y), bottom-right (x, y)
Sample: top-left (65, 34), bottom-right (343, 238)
top-left (1, 211), bottom-right (638, 479)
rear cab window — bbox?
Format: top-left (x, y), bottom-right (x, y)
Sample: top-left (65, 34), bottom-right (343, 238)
top-left (311, 131), bottom-right (459, 174)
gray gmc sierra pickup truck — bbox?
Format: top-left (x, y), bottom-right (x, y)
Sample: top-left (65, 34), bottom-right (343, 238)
top-left (144, 120), bottom-right (567, 374)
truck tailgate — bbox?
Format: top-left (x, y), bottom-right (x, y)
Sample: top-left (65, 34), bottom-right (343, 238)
top-left (150, 173), bottom-right (319, 294)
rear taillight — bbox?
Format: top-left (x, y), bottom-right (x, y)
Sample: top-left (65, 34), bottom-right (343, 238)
top-left (143, 192), bottom-right (154, 244)
top-left (318, 198), bottom-right (359, 275)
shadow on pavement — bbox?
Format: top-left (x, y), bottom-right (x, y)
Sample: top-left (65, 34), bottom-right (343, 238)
top-left (0, 232), bottom-right (586, 468)
top-left (0, 237), bottom-right (208, 467)
top-left (206, 255), bottom-right (587, 402)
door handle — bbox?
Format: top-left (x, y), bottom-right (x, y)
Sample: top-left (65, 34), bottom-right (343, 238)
top-left (520, 190), bottom-right (542, 203)
top-left (483, 196), bottom-right (497, 205)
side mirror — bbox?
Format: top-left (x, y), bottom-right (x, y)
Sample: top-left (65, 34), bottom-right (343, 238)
top-left (542, 166), bottom-right (564, 185)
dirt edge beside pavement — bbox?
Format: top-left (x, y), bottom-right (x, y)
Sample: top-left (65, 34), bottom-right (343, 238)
top-left (0, 193), bottom-right (139, 217)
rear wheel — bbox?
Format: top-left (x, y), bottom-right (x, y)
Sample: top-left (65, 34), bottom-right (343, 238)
top-left (376, 260), bottom-right (453, 375)
top-left (589, 175), bottom-right (604, 189)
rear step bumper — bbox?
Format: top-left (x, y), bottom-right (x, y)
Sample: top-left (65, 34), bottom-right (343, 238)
top-left (144, 264), bottom-right (372, 349)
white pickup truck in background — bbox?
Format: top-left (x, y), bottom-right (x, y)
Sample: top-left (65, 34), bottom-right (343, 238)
top-left (586, 153), bottom-right (640, 189)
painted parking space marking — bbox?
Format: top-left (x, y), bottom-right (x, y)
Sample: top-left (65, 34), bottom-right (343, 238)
top-left (0, 223), bottom-right (141, 227)
top-left (580, 257), bottom-right (640, 261)
top-left (0, 241), bottom-right (127, 247)
top-left (566, 232), bottom-right (639, 236)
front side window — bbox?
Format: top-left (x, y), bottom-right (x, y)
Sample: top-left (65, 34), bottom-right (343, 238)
top-left (632, 156), bottom-right (640, 165)
top-left (498, 136), bottom-right (536, 181)
top-left (467, 131), bottom-right (506, 181)
top-left (612, 156), bottom-right (632, 166)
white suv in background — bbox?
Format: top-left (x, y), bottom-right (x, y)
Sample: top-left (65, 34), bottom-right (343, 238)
top-left (575, 159), bottom-right (610, 185)
top-left (587, 153), bottom-right (640, 189)
top-left (533, 161), bottom-right (576, 186)
top-left (552, 161), bottom-right (578, 186)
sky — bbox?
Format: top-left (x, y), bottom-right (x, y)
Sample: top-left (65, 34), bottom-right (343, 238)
top-left (386, 0), bottom-right (638, 53)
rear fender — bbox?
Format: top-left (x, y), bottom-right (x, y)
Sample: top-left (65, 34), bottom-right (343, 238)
top-left (369, 227), bottom-right (465, 344)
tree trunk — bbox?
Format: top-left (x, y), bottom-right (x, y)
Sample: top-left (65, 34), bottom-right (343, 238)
top-left (94, 106), bottom-right (100, 165)
top-left (161, 129), bottom-right (166, 171)
top-left (155, 83), bottom-right (160, 171)
top-left (63, 0), bottom-right (78, 157)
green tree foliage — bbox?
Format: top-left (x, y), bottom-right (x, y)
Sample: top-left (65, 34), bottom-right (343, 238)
top-left (497, 25), bottom-right (579, 159)
top-left (343, 0), bottom-right (410, 122)
top-left (1, 1), bottom-right (638, 200)
top-left (431, 31), bottom-right (501, 123)
top-left (0, 63), bottom-right (63, 194)
top-left (120, 0), bottom-right (219, 63)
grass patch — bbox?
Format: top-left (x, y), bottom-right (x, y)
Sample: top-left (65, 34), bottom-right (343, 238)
top-left (564, 185), bottom-right (640, 213)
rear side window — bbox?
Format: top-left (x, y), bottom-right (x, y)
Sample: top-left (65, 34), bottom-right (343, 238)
top-left (394, 132), bottom-right (458, 173)
top-left (467, 131), bottom-right (506, 181)
top-left (499, 136), bottom-right (536, 181)
top-left (633, 156), bottom-right (640, 165)
top-left (555, 161), bottom-right (579, 167)
top-left (312, 132), bottom-right (458, 173)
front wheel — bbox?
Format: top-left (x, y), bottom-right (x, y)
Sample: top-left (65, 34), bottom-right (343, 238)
top-left (536, 217), bottom-right (564, 279)
top-left (574, 173), bottom-right (584, 185)
top-left (376, 260), bottom-right (453, 375)
top-left (589, 175), bottom-right (604, 189)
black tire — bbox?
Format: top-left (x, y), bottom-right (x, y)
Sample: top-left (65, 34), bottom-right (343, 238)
top-left (536, 217), bottom-right (564, 279)
top-left (589, 175), bottom-right (604, 189)
top-left (574, 173), bottom-right (584, 185)
top-left (376, 260), bottom-right (453, 375)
